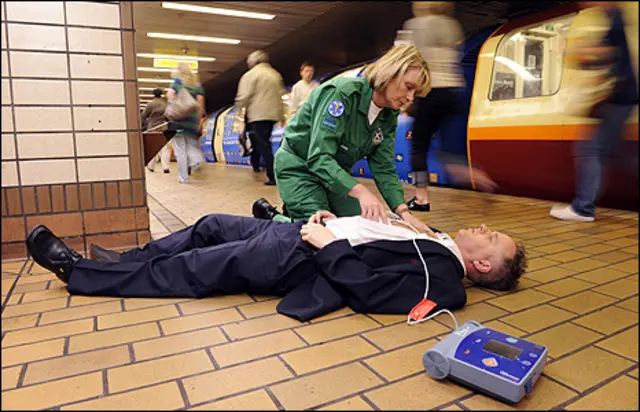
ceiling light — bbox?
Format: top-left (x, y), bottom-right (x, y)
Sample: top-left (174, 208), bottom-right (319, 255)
top-left (137, 53), bottom-right (216, 62)
top-left (162, 2), bottom-right (275, 20)
top-left (137, 67), bottom-right (197, 73)
top-left (147, 32), bottom-right (240, 44)
top-left (139, 87), bottom-right (166, 91)
top-left (138, 78), bottom-right (174, 83)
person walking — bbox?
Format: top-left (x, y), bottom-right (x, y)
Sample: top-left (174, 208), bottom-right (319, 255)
top-left (143, 88), bottom-right (171, 173)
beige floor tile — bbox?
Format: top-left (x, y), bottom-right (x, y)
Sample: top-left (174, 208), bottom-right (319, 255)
top-left (63, 381), bottom-right (185, 410)
top-left (2, 261), bottom-right (27, 273)
top-left (283, 336), bottom-right (378, 375)
top-left (461, 376), bottom-right (577, 410)
top-left (188, 389), bottom-right (278, 411)
top-left (236, 299), bottom-right (280, 319)
top-left (98, 304), bottom-right (179, 330)
top-left (270, 363), bottom-right (384, 410)
top-left (222, 313), bottom-right (301, 340)
top-left (573, 306), bottom-right (638, 335)
top-left (11, 281), bottom-right (48, 295)
top-left (2, 338), bottom-right (65, 367)
top-left (544, 346), bottom-right (634, 392)
top-left (68, 295), bottom-right (121, 307)
top-left (109, 350), bottom-right (214, 393)
top-left (608, 259), bottom-right (638, 274)
top-left (595, 326), bottom-right (638, 362)
top-left (550, 291), bottom-right (618, 315)
top-left (309, 306), bottom-right (355, 323)
top-left (364, 373), bottom-right (470, 410)
top-left (19, 287), bottom-right (70, 303)
top-left (162, 307), bottom-right (243, 336)
top-left (526, 323), bottom-right (603, 358)
top-left (573, 267), bottom-right (630, 284)
top-left (440, 405), bottom-right (464, 411)
top-left (366, 313), bottom-right (406, 326)
top-left (526, 266), bottom-right (576, 283)
top-left (565, 375), bottom-right (639, 410)
top-left (364, 340), bottom-right (436, 382)
top-left (1, 313), bottom-right (39, 332)
top-left (545, 250), bottom-right (591, 264)
top-left (3, 318), bottom-right (93, 347)
top-left (318, 396), bottom-right (374, 411)
top-left (362, 318), bottom-right (450, 351)
top-left (593, 279), bottom-right (639, 299)
top-left (4, 293), bottom-right (23, 305)
top-left (620, 245), bottom-right (638, 255)
top-left (1, 372), bottom-right (103, 410)
top-left (526, 258), bottom-right (561, 272)
top-left (178, 295), bottom-right (254, 315)
top-left (183, 357), bottom-right (293, 405)
top-left (134, 326), bottom-right (228, 361)
top-left (465, 288), bottom-right (497, 305)
top-left (14, 273), bottom-right (57, 286)
top-left (558, 259), bottom-right (610, 273)
top-left (69, 322), bottom-right (160, 353)
top-left (591, 251), bottom-right (636, 264)
top-left (210, 330), bottom-right (305, 367)
top-left (1, 296), bottom-right (68, 318)
top-left (605, 237), bottom-right (638, 247)
top-left (436, 302), bottom-right (509, 329)
top-left (1, 365), bottom-right (22, 390)
top-left (579, 243), bottom-right (620, 255)
top-left (123, 297), bottom-right (191, 311)
top-left (534, 242), bottom-right (575, 254)
top-left (501, 305), bottom-right (576, 333)
top-left (487, 289), bottom-right (555, 313)
top-left (294, 314), bottom-right (380, 345)
top-left (629, 367), bottom-right (639, 378)
top-left (40, 300), bottom-right (122, 325)
top-left (616, 296), bottom-right (638, 313)
top-left (534, 278), bottom-right (595, 298)
top-left (24, 345), bottom-right (130, 385)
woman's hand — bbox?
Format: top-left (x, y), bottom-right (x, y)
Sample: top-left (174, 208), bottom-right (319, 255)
top-left (397, 210), bottom-right (434, 237)
top-left (308, 210), bottom-right (337, 224)
top-left (300, 223), bottom-right (337, 249)
top-left (348, 184), bottom-right (388, 224)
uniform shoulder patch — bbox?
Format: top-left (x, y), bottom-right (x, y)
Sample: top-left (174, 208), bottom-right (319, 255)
top-left (327, 100), bottom-right (345, 118)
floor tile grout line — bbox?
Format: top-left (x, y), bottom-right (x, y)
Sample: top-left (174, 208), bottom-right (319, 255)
top-left (359, 359), bottom-right (389, 384)
top-left (204, 346), bottom-right (221, 370)
top-left (0, 259), bottom-right (31, 315)
top-left (263, 386), bottom-right (286, 410)
top-left (276, 354), bottom-right (298, 378)
top-left (176, 379), bottom-right (192, 409)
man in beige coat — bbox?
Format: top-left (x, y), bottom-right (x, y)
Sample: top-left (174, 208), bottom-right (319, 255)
top-left (235, 50), bottom-right (286, 185)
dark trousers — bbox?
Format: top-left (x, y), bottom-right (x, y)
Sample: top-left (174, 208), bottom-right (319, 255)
top-left (410, 87), bottom-right (463, 187)
top-left (66, 215), bottom-right (316, 298)
top-left (247, 120), bottom-right (276, 181)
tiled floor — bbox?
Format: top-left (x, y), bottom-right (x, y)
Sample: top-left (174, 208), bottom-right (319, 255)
top-left (2, 162), bottom-right (638, 410)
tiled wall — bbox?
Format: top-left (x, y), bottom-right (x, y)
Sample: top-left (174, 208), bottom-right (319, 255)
top-left (1, 1), bottom-right (149, 261)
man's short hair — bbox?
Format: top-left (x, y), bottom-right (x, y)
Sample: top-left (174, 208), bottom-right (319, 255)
top-left (247, 50), bottom-right (269, 68)
top-left (300, 61), bottom-right (313, 71)
top-left (475, 242), bottom-right (528, 291)
top-left (152, 88), bottom-right (163, 98)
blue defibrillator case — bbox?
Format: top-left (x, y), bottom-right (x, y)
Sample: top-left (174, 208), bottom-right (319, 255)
top-left (423, 320), bottom-right (547, 403)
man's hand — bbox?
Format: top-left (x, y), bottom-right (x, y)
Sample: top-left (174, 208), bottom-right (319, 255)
top-left (308, 210), bottom-right (337, 224)
top-left (300, 223), bottom-right (337, 249)
top-left (348, 184), bottom-right (388, 224)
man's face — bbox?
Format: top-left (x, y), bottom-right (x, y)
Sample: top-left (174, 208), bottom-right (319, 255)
top-left (454, 224), bottom-right (516, 281)
top-left (300, 65), bottom-right (314, 82)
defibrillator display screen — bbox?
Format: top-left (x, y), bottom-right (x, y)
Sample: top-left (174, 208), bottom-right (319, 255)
top-left (482, 340), bottom-right (522, 360)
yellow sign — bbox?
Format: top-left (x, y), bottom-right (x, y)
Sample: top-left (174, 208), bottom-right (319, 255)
top-left (153, 59), bottom-right (198, 70)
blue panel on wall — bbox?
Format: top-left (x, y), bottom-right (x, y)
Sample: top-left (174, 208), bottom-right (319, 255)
top-left (222, 107), bottom-right (284, 167)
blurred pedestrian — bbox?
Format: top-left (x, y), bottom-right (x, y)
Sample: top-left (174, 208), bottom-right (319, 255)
top-left (143, 88), bottom-right (171, 173)
top-left (550, 2), bottom-right (638, 221)
top-left (290, 61), bottom-right (320, 118)
top-left (235, 50), bottom-right (286, 185)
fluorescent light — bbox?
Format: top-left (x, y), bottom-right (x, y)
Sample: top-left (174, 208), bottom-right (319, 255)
top-left (495, 56), bottom-right (537, 81)
top-left (137, 53), bottom-right (216, 62)
top-left (148, 32), bottom-right (240, 45)
top-left (137, 67), bottom-right (197, 73)
top-left (140, 94), bottom-right (155, 98)
top-left (138, 78), bottom-right (174, 83)
top-left (162, 2), bottom-right (275, 20)
top-left (139, 87), bottom-right (166, 91)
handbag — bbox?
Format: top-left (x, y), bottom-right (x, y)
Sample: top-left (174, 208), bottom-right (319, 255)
top-left (238, 128), bottom-right (253, 157)
top-left (164, 86), bottom-right (199, 121)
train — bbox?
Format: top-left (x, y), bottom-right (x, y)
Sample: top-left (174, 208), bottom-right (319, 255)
top-left (200, 2), bottom-right (638, 211)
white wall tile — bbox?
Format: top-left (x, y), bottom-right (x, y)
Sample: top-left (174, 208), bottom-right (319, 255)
top-left (19, 159), bottom-right (77, 185)
top-left (1, 79), bottom-right (11, 105)
top-left (12, 79), bottom-right (70, 105)
top-left (68, 27), bottom-right (121, 54)
top-left (10, 51), bottom-right (68, 78)
top-left (1, 23), bottom-right (6, 49)
top-left (1, 161), bottom-right (19, 187)
top-left (14, 107), bottom-right (72, 132)
top-left (73, 107), bottom-right (126, 131)
top-left (69, 54), bottom-right (123, 79)
top-left (1, 107), bottom-right (13, 132)
top-left (7, 23), bottom-right (67, 51)
top-left (75, 132), bottom-right (128, 157)
top-left (77, 157), bottom-right (130, 182)
top-left (5, 2), bottom-right (64, 25)
top-left (1, 4), bottom-right (4, 21)
top-left (17, 133), bottom-right (75, 159)
top-left (66, 2), bottom-right (121, 28)
top-left (71, 81), bottom-right (124, 105)
top-left (1, 51), bottom-right (8, 76)
top-left (2, 134), bottom-right (16, 160)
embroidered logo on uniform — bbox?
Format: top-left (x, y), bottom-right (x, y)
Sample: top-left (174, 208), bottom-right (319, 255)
top-left (373, 127), bottom-right (384, 144)
top-left (327, 100), bottom-right (345, 117)
top-left (322, 117), bottom-right (337, 130)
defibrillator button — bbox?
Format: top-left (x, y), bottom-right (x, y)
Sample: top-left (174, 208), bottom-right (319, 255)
top-left (482, 357), bottom-right (498, 367)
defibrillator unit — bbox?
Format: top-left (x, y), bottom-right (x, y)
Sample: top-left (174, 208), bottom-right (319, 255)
top-left (423, 320), bottom-right (547, 404)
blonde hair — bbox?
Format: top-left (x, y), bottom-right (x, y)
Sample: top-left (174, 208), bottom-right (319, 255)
top-left (412, 1), bottom-right (454, 17)
top-left (247, 50), bottom-right (269, 68)
top-left (173, 63), bottom-right (198, 88)
top-left (362, 44), bottom-right (431, 97)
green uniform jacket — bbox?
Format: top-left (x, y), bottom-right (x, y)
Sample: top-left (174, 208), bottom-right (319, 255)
top-left (280, 76), bottom-right (405, 212)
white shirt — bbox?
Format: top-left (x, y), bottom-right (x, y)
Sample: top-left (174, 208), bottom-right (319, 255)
top-left (368, 101), bottom-right (382, 125)
top-left (324, 216), bottom-right (466, 273)
top-left (290, 79), bottom-right (320, 115)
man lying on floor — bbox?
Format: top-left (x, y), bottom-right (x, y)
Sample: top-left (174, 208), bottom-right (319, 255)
top-left (25, 204), bottom-right (527, 322)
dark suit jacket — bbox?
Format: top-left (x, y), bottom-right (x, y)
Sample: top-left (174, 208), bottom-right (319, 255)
top-left (277, 238), bottom-right (467, 321)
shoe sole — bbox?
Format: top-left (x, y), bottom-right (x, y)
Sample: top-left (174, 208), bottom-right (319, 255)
top-left (26, 225), bottom-right (59, 274)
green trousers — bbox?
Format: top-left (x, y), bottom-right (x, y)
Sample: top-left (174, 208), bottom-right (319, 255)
top-left (274, 148), bottom-right (361, 222)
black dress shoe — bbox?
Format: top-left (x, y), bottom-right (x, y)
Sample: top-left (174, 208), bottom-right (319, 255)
top-left (407, 197), bottom-right (431, 212)
top-left (25, 225), bottom-right (82, 284)
top-left (264, 180), bottom-right (276, 186)
top-left (89, 244), bottom-right (122, 263)
top-left (252, 198), bottom-right (281, 220)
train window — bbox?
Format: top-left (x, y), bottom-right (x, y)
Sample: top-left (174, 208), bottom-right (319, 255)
top-left (490, 15), bottom-right (576, 101)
